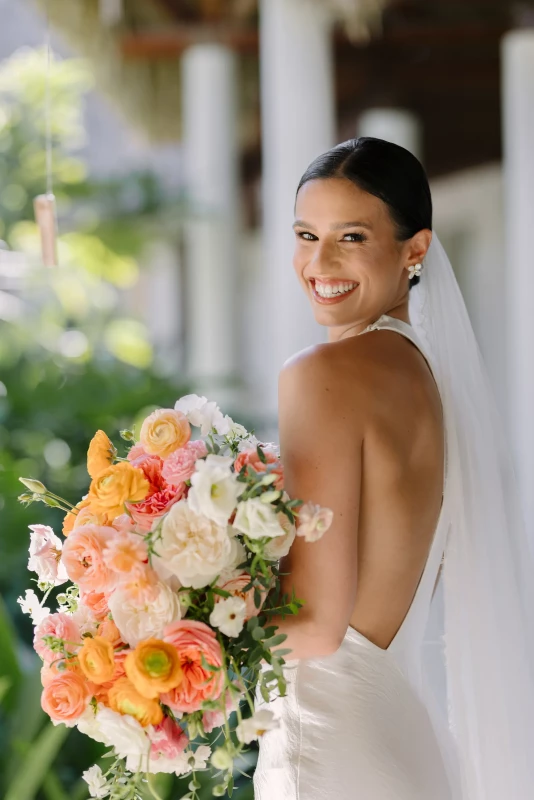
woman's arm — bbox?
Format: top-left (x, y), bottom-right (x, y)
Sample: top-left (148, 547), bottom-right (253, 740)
top-left (265, 346), bottom-right (364, 660)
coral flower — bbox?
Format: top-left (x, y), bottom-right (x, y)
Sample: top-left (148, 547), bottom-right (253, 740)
top-left (79, 590), bottom-right (110, 621)
top-left (140, 408), bottom-right (191, 459)
top-left (78, 635), bottom-right (116, 685)
top-left (108, 676), bottom-right (163, 727)
top-left (62, 525), bottom-right (117, 594)
top-left (234, 447), bottom-right (284, 490)
top-left (41, 672), bottom-right (90, 724)
top-left (125, 638), bottom-right (183, 699)
top-left (62, 498), bottom-right (91, 537)
top-left (125, 485), bottom-right (185, 533)
top-left (87, 430), bottom-right (116, 479)
top-left (103, 532), bottom-right (148, 575)
top-left (161, 620), bottom-right (224, 713)
top-left (88, 462), bottom-right (150, 520)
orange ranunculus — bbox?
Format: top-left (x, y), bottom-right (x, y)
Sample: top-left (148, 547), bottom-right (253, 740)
top-left (139, 409), bottom-right (191, 459)
top-left (62, 498), bottom-right (91, 537)
top-left (88, 462), bottom-right (150, 520)
top-left (87, 430), bottom-right (116, 479)
top-left (41, 672), bottom-right (90, 723)
top-left (78, 636), bottom-right (115, 684)
top-left (73, 504), bottom-right (111, 530)
top-left (108, 676), bottom-right (163, 727)
top-left (125, 639), bottom-right (183, 700)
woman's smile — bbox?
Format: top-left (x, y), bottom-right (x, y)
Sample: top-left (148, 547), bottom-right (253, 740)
top-left (310, 277), bottom-right (360, 305)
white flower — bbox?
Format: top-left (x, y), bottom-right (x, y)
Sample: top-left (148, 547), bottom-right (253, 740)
top-left (225, 417), bottom-right (248, 438)
top-left (108, 581), bottom-right (181, 647)
top-left (27, 524), bottom-right (68, 586)
top-left (209, 595), bottom-right (247, 637)
top-left (70, 603), bottom-right (98, 637)
top-left (174, 394), bottom-right (230, 436)
top-left (82, 765), bottom-right (108, 799)
top-left (296, 502), bottom-right (334, 543)
top-left (152, 499), bottom-right (234, 589)
top-left (78, 704), bottom-right (150, 767)
top-left (233, 498), bottom-right (287, 540)
top-left (17, 589), bottom-right (50, 625)
top-left (226, 530), bottom-right (247, 571)
top-left (188, 454), bottom-right (242, 526)
top-left (264, 514), bottom-right (296, 560)
top-left (236, 709), bottom-right (280, 744)
top-left (189, 744), bottom-right (211, 769)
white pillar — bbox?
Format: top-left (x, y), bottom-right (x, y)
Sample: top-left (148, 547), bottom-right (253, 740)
top-left (357, 108), bottom-right (422, 160)
top-left (181, 44), bottom-right (241, 410)
top-left (502, 30), bottom-right (534, 539)
top-left (256, 0), bottom-right (336, 435)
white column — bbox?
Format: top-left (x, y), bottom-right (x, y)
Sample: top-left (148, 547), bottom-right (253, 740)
top-left (181, 44), bottom-right (240, 410)
top-left (357, 108), bottom-right (422, 159)
top-left (256, 0), bottom-right (336, 435)
top-left (502, 30), bottom-right (534, 539)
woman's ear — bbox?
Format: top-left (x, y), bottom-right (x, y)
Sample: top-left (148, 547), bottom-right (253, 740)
top-left (405, 229), bottom-right (432, 266)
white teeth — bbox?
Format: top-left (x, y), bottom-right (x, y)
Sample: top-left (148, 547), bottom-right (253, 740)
top-left (314, 281), bottom-right (357, 298)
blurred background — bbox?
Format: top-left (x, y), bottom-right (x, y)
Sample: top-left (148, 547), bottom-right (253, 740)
top-left (1, 0), bottom-right (534, 798)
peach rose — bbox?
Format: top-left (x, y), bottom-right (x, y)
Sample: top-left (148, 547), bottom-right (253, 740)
top-left (41, 659), bottom-right (81, 687)
top-left (112, 513), bottom-right (137, 534)
top-left (127, 443), bottom-right (148, 461)
top-left (108, 676), bottom-right (163, 727)
top-left (103, 532), bottom-right (148, 575)
top-left (98, 618), bottom-right (123, 647)
top-left (72, 504), bottom-right (111, 530)
top-left (234, 448), bottom-right (284, 490)
top-left (215, 571), bottom-right (267, 620)
top-left (78, 636), bottom-right (116, 684)
top-left (161, 620), bottom-right (224, 713)
top-left (62, 525), bottom-right (117, 594)
top-left (79, 590), bottom-right (110, 621)
top-left (88, 462), bottom-right (150, 520)
top-left (34, 612), bottom-right (81, 662)
top-left (125, 485), bottom-right (185, 533)
top-left (161, 440), bottom-right (208, 487)
top-left (41, 672), bottom-right (90, 724)
top-left (140, 409), bottom-right (191, 460)
top-left (115, 564), bottom-right (160, 605)
top-left (87, 430), bottom-right (116, 479)
top-left (125, 639), bottom-right (183, 699)
top-left (62, 498), bottom-right (91, 537)
top-left (129, 453), bottom-right (165, 491)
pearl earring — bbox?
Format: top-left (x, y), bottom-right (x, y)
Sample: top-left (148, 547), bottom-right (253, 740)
top-left (408, 262), bottom-right (423, 280)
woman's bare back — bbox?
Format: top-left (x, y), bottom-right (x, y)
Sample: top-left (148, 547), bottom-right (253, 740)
top-left (329, 325), bottom-right (445, 651)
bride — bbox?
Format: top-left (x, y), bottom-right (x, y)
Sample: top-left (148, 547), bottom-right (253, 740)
top-left (252, 137), bottom-right (534, 799)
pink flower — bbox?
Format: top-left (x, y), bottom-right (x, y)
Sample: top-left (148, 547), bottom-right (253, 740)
top-left (61, 525), bottom-right (118, 593)
top-left (202, 686), bottom-right (242, 733)
top-left (130, 453), bottom-right (166, 492)
top-left (127, 443), bottom-right (148, 461)
top-left (27, 524), bottom-right (68, 586)
top-left (162, 439), bottom-right (207, 487)
top-left (41, 672), bottom-right (90, 725)
top-left (79, 590), bottom-right (110, 621)
top-left (34, 612), bottom-right (81, 662)
top-left (234, 447), bottom-right (284, 490)
top-left (103, 532), bottom-right (148, 575)
top-left (215, 571), bottom-right (266, 620)
top-left (161, 620), bottom-right (224, 713)
top-left (125, 485), bottom-right (186, 533)
top-left (112, 514), bottom-right (137, 534)
top-left (150, 717), bottom-right (189, 759)
top-left (296, 502), bottom-right (334, 542)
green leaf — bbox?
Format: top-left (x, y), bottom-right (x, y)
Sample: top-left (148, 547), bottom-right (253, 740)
top-left (0, 595), bottom-right (22, 712)
top-left (256, 445), bottom-right (267, 464)
top-left (5, 721), bottom-right (69, 800)
top-left (263, 633), bottom-right (287, 648)
top-left (251, 626), bottom-right (265, 641)
top-left (246, 616), bottom-right (259, 631)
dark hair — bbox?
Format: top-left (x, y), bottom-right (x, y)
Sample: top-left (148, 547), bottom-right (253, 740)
top-left (295, 137), bottom-right (432, 289)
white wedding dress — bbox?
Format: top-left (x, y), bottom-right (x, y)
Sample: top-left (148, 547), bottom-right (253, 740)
top-left (253, 313), bottom-right (465, 800)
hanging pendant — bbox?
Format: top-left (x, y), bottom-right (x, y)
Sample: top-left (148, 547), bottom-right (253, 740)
top-left (34, 193), bottom-right (58, 267)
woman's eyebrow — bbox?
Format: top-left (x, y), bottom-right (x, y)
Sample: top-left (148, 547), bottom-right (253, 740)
top-left (292, 219), bottom-right (373, 230)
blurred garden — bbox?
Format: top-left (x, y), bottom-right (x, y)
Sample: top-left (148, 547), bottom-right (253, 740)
top-left (0, 45), bottom-right (254, 800)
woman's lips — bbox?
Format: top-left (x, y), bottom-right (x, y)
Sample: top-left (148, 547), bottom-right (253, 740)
top-left (309, 279), bottom-right (359, 305)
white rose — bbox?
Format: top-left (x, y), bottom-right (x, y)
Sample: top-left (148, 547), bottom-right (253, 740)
top-left (233, 498), bottom-right (286, 540)
top-left (209, 595), bottom-right (247, 637)
top-left (28, 524), bottom-right (68, 586)
top-left (82, 765), bottom-right (108, 799)
top-left (264, 513), bottom-right (296, 560)
top-left (174, 394), bottom-right (230, 436)
top-left (236, 709), bottom-right (280, 744)
top-left (108, 581), bottom-right (181, 647)
top-left (188, 454), bottom-right (242, 526)
top-left (153, 499), bottom-right (234, 589)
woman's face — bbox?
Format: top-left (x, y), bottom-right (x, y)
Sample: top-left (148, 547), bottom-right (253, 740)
top-left (292, 177), bottom-right (429, 336)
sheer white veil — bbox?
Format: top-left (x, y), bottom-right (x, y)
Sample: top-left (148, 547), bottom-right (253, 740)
top-left (411, 233), bottom-right (534, 799)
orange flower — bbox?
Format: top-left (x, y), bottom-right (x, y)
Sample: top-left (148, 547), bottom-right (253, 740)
top-left (125, 639), bottom-right (183, 700)
top-left (41, 672), bottom-right (90, 723)
top-left (87, 430), bottom-right (116, 479)
top-left (98, 618), bottom-right (123, 647)
top-left (62, 498), bottom-right (91, 537)
top-left (73, 504), bottom-right (111, 530)
top-left (108, 676), bottom-right (163, 727)
top-left (88, 462), bottom-right (150, 520)
top-left (78, 636), bottom-right (116, 685)
top-left (140, 409), bottom-right (191, 459)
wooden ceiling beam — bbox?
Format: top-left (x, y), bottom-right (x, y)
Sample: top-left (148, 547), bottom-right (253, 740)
top-left (121, 24), bottom-right (258, 57)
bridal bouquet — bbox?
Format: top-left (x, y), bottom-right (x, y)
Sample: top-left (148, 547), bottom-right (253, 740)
top-left (17, 394), bottom-right (333, 800)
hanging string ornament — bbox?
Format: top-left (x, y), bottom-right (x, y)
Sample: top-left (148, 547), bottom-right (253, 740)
top-left (33, 4), bottom-right (58, 267)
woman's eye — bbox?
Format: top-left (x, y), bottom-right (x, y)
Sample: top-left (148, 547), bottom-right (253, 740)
top-left (297, 232), bottom-right (316, 241)
top-left (343, 233), bottom-right (365, 242)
